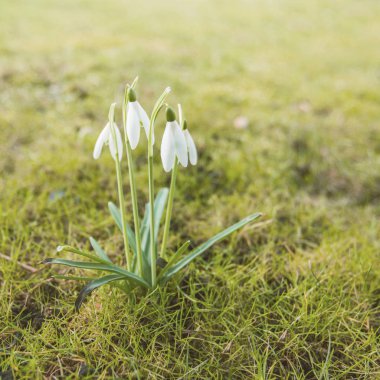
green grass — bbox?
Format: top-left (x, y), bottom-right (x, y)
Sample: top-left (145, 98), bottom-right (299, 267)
top-left (1, 0), bottom-right (380, 378)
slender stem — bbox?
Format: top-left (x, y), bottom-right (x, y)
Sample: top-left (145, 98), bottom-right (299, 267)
top-left (160, 159), bottom-right (178, 260)
top-left (148, 153), bottom-right (156, 287)
top-left (108, 102), bottom-right (131, 270)
top-left (125, 142), bottom-right (143, 275)
top-left (147, 86), bottom-right (171, 287)
top-left (115, 157), bottom-right (132, 270)
top-left (160, 103), bottom-right (184, 260)
top-left (122, 92), bottom-right (143, 276)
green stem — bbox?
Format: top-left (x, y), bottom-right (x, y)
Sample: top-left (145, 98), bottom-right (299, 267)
top-left (160, 159), bottom-right (178, 260)
top-left (108, 102), bottom-right (131, 270)
top-left (148, 153), bottom-right (156, 287)
top-left (115, 157), bottom-right (132, 270)
top-left (146, 86), bottom-right (171, 287)
top-left (125, 142), bottom-right (143, 276)
top-left (122, 90), bottom-right (143, 277)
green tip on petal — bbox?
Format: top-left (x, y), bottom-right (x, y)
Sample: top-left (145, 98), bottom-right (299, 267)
top-left (183, 119), bottom-right (188, 130)
top-left (127, 88), bottom-right (137, 102)
top-left (166, 106), bottom-right (176, 122)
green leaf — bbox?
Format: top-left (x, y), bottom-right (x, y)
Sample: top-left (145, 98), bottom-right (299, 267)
top-left (43, 258), bottom-right (150, 288)
top-left (108, 202), bottom-right (137, 255)
top-left (56, 245), bottom-right (110, 264)
top-left (52, 275), bottom-right (97, 281)
top-left (139, 188), bottom-right (168, 285)
top-left (153, 188), bottom-right (169, 242)
top-left (75, 274), bottom-right (125, 312)
top-left (141, 188), bottom-right (169, 257)
top-left (108, 201), bottom-right (123, 230)
top-left (139, 202), bottom-right (152, 283)
top-left (140, 203), bottom-right (152, 283)
top-left (157, 240), bottom-right (191, 283)
top-left (89, 237), bottom-right (112, 263)
top-left (162, 213), bottom-right (262, 281)
top-left (140, 202), bottom-right (150, 256)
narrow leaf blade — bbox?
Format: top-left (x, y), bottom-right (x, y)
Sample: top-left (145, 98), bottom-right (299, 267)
top-left (89, 237), bottom-right (112, 263)
top-left (108, 201), bottom-right (137, 255)
top-left (158, 240), bottom-right (191, 283)
top-left (108, 201), bottom-right (123, 230)
top-left (141, 188), bottom-right (169, 259)
top-left (153, 187), bottom-right (169, 241)
top-left (75, 274), bottom-right (125, 312)
top-left (43, 258), bottom-right (149, 288)
top-left (163, 213), bottom-right (262, 280)
top-left (139, 188), bottom-right (168, 284)
top-left (52, 275), bottom-right (97, 281)
top-left (140, 203), bottom-right (150, 256)
top-left (57, 245), bottom-right (110, 264)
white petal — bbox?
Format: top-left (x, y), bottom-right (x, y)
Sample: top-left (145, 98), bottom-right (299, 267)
top-left (126, 102), bottom-right (140, 149)
top-left (136, 101), bottom-right (154, 141)
top-left (161, 123), bottom-right (176, 172)
top-left (115, 124), bottom-right (123, 161)
top-left (184, 129), bottom-right (197, 165)
top-left (172, 121), bottom-right (188, 167)
top-left (108, 122), bottom-right (123, 161)
top-left (136, 101), bottom-right (154, 145)
top-left (93, 123), bottom-right (110, 160)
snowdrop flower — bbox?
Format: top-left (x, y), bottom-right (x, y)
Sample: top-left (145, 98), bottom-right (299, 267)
top-left (183, 120), bottom-right (197, 166)
top-left (93, 121), bottom-right (123, 161)
top-left (161, 107), bottom-right (188, 172)
top-left (126, 88), bottom-right (151, 149)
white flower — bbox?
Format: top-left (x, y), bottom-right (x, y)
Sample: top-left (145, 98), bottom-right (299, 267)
top-left (126, 88), bottom-right (151, 149)
top-left (161, 110), bottom-right (188, 172)
top-left (93, 122), bottom-right (123, 161)
top-left (183, 126), bottom-right (197, 165)
top-left (177, 105), bottom-right (197, 166)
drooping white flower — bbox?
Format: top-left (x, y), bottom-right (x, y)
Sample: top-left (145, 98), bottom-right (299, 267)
top-left (183, 120), bottom-right (197, 166)
top-left (161, 107), bottom-right (188, 172)
top-left (93, 122), bottom-right (123, 161)
top-left (126, 88), bottom-right (151, 149)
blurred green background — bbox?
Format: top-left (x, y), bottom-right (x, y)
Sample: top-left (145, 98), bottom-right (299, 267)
top-left (1, 0), bottom-right (379, 378)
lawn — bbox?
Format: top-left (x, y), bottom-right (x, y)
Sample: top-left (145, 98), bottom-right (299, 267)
top-left (1, 0), bottom-right (379, 378)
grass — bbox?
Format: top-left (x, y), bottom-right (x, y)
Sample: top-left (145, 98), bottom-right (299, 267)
top-left (1, 0), bottom-right (379, 378)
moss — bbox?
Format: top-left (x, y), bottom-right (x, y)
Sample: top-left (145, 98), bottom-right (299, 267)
top-left (1, 0), bottom-right (380, 378)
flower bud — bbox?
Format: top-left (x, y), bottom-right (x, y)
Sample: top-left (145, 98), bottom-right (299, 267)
top-left (166, 106), bottom-right (176, 122)
top-left (127, 88), bottom-right (137, 102)
top-left (183, 120), bottom-right (188, 130)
